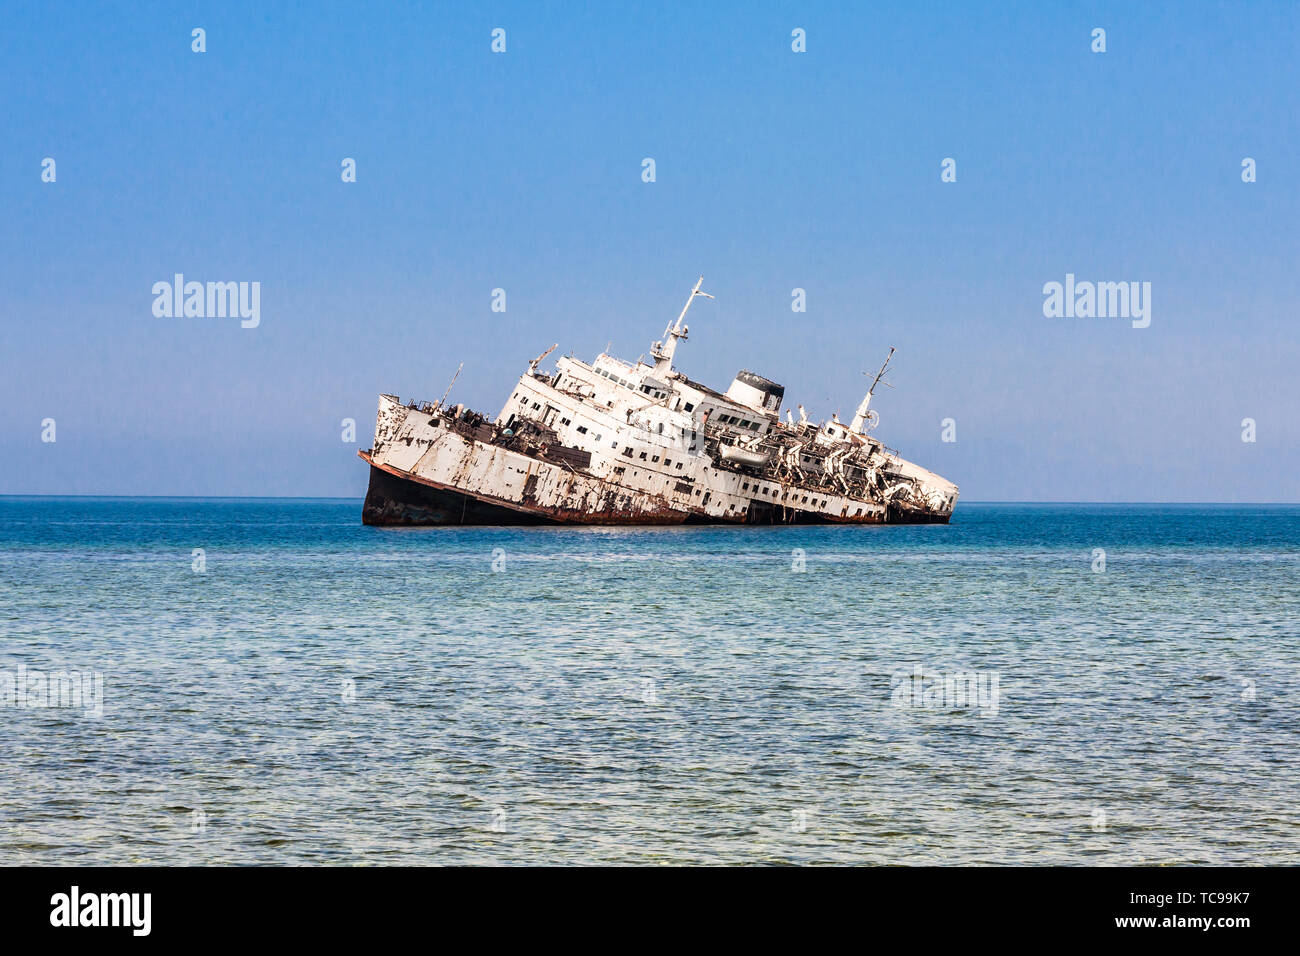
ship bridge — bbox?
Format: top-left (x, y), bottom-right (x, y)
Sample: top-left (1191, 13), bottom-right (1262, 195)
top-left (724, 370), bottom-right (784, 416)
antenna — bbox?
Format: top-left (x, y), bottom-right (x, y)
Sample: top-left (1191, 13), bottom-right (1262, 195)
top-left (436, 362), bottom-right (463, 409)
top-left (866, 347), bottom-right (897, 396)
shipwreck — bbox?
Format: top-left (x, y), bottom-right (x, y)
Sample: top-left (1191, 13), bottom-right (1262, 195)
top-left (360, 278), bottom-right (958, 525)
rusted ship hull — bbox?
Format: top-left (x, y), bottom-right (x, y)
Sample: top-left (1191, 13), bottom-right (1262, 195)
top-left (361, 453), bottom-right (688, 526)
top-left (362, 459), bottom-right (563, 525)
top-left (360, 451), bottom-right (950, 527)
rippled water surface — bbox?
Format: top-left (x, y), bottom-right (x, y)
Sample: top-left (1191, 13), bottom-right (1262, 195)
top-left (1, 498), bottom-right (1296, 865)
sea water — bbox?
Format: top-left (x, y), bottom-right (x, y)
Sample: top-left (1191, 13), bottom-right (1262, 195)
top-left (0, 498), bottom-right (1295, 864)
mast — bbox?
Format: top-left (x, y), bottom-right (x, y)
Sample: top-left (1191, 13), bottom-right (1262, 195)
top-left (850, 347), bottom-right (895, 433)
top-left (651, 276), bottom-right (712, 376)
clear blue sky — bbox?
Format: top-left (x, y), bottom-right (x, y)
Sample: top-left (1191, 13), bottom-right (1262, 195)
top-left (2, 1), bottom-right (1296, 500)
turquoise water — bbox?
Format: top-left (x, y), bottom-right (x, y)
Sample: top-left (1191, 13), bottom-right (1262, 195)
top-left (1, 498), bottom-right (1296, 865)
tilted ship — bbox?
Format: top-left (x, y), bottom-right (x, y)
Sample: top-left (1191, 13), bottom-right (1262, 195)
top-left (360, 279), bottom-right (958, 526)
